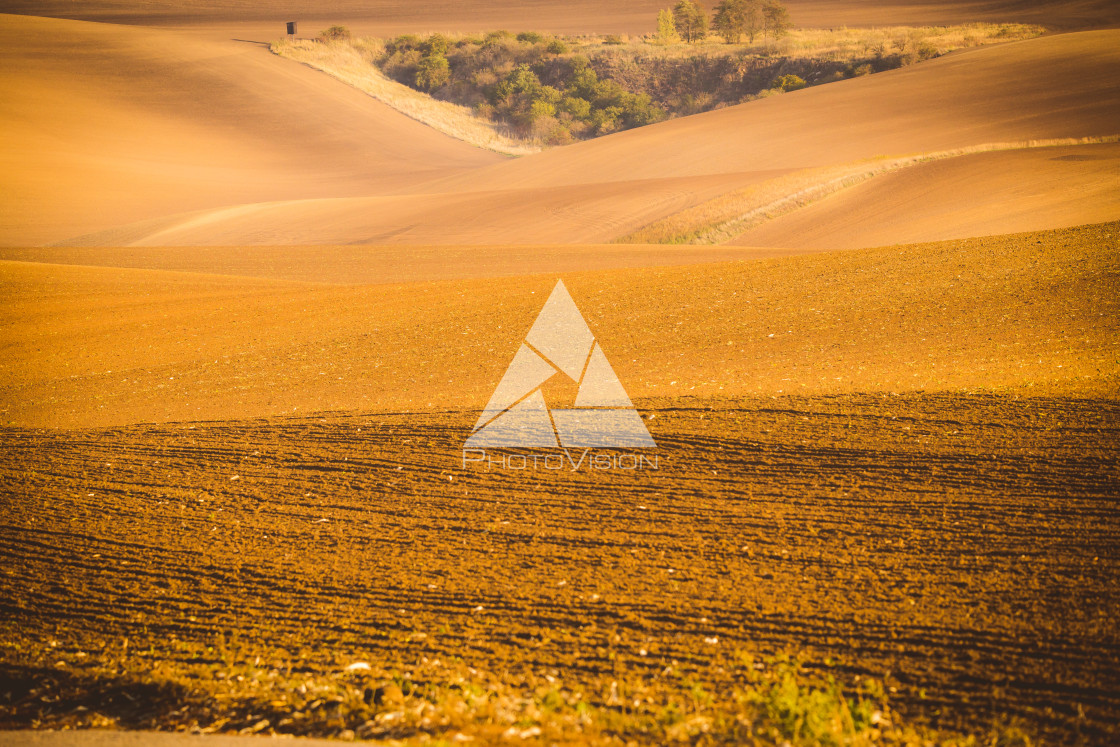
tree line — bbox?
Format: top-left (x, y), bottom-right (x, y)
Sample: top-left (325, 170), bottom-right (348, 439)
top-left (657, 0), bottom-right (793, 44)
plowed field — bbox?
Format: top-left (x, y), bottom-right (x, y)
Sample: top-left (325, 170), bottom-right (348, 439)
top-left (3, 393), bottom-right (1117, 741)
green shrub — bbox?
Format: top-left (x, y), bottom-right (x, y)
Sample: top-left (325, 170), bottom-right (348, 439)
top-left (620, 91), bottom-right (664, 126)
top-left (516, 31), bottom-right (545, 44)
top-left (559, 96), bottom-right (592, 119)
top-left (506, 64), bottom-right (542, 95)
top-left (529, 99), bottom-right (557, 121)
top-left (474, 101), bottom-right (496, 120)
top-left (604, 34), bottom-right (626, 45)
top-left (537, 85), bottom-right (562, 104)
top-left (566, 56), bottom-right (599, 98)
top-left (318, 25), bottom-right (351, 43)
top-left (385, 34), bottom-right (421, 54)
top-left (591, 105), bottom-right (623, 134)
top-left (544, 123), bottom-right (573, 145)
top-left (771, 73), bottom-right (805, 91)
top-left (483, 29), bottom-right (514, 47)
top-left (916, 41), bottom-right (939, 61)
top-left (416, 54), bottom-right (450, 91)
top-left (424, 33), bottom-right (450, 56)
top-left (546, 39), bottom-right (569, 54)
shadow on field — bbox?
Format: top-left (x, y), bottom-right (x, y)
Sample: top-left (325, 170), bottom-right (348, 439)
top-left (0, 663), bottom-right (191, 730)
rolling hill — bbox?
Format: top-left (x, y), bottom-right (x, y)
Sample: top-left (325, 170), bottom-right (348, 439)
top-left (42, 28), bottom-right (1120, 248)
top-left (0, 14), bottom-right (500, 246)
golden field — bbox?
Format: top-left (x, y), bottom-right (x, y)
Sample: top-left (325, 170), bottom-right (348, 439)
top-left (1, 1), bottom-right (1118, 744)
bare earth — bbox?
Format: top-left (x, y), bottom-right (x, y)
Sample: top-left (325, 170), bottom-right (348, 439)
top-left (730, 143), bottom-right (1120, 250)
top-left (2, 386), bottom-right (1118, 741)
top-left (2, 223), bottom-right (1118, 742)
top-left (0, 14), bottom-right (500, 246)
top-left (1, 0), bottom-right (1119, 744)
top-left (2, 15), bottom-right (1119, 247)
top-left (2, 223), bottom-right (1117, 429)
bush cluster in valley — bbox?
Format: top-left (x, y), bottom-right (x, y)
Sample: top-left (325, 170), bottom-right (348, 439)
top-left (314, 2), bottom-right (1040, 145)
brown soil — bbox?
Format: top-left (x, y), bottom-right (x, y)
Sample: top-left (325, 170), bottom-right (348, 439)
top-left (2, 223), bottom-right (1117, 429)
top-left (75, 31), bottom-right (1120, 246)
top-left (1, 392), bottom-right (1117, 741)
top-left (0, 14), bottom-right (500, 246)
top-left (2, 1), bottom-right (1119, 743)
top-left (4, 16), bottom-right (1118, 247)
top-left (729, 142), bottom-right (1120, 250)
top-left (0, 223), bottom-right (1118, 743)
